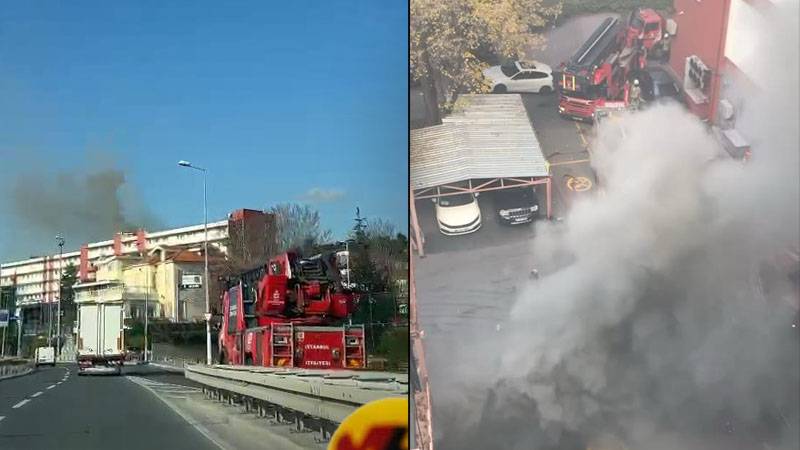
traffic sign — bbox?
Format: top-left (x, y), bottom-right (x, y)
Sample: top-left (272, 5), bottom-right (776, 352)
top-left (328, 397), bottom-right (408, 450)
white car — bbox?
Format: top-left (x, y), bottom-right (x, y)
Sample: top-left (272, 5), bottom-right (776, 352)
top-left (35, 346), bottom-right (56, 367)
top-left (483, 60), bottom-right (554, 94)
top-left (434, 193), bottom-right (482, 236)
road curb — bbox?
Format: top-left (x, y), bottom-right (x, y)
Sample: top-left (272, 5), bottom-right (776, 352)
top-left (0, 367), bottom-right (33, 382)
top-left (149, 362), bottom-right (185, 373)
top-left (127, 376), bottom-right (228, 450)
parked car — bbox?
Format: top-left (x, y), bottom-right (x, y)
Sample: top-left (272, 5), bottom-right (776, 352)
top-left (433, 193), bottom-right (482, 235)
top-left (639, 67), bottom-right (683, 105)
top-left (35, 346), bottom-right (56, 367)
top-left (483, 60), bottom-right (554, 94)
top-left (492, 187), bottom-right (540, 225)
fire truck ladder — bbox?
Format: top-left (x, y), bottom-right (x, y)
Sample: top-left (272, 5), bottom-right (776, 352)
top-left (572, 16), bottom-right (620, 68)
top-left (270, 323), bottom-right (294, 367)
top-left (343, 325), bottom-right (366, 369)
top-left (240, 267), bottom-right (265, 328)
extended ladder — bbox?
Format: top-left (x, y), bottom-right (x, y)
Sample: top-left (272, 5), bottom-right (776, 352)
top-left (270, 323), bottom-right (294, 367)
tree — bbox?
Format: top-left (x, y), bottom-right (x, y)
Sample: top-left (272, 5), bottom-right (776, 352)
top-left (59, 263), bottom-right (78, 332)
top-left (410, 0), bottom-right (560, 119)
top-left (270, 203), bottom-right (333, 254)
top-left (349, 217), bottom-right (408, 294)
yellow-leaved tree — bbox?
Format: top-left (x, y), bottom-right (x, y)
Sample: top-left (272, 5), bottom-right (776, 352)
top-left (411, 0), bottom-right (561, 123)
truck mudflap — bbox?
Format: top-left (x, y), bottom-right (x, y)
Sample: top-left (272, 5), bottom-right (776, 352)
top-left (77, 354), bottom-right (124, 376)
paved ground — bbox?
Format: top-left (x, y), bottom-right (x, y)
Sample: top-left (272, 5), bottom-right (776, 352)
top-left (0, 364), bottom-right (218, 450)
top-left (0, 364), bottom-right (325, 450)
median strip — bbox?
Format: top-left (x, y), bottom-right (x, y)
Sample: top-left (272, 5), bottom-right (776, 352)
top-left (12, 399), bottom-right (30, 409)
top-left (31, 391), bottom-right (43, 398)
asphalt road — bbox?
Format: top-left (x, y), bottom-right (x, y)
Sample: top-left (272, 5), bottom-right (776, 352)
top-left (0, 364), bottom-right (218, 450)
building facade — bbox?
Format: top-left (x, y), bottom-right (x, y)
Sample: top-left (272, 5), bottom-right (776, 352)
top-left (668, 0), bottom-right (781, 158)
top-left (0, 208), bottom-right (275, 324)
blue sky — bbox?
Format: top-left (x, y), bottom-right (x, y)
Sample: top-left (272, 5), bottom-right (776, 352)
top-left (0, 1), bottom-right (408, 260)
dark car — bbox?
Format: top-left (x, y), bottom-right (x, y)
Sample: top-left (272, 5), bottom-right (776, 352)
top-left (493, 187), bottom-right (540, 225)
top-left (639, 67), bottom-right (683, 105)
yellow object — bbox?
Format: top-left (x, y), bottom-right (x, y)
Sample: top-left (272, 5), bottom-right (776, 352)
top-left (328, 397), bottom-right (408, 450)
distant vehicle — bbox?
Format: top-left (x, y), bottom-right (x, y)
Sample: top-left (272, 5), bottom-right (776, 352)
top-left (483, 60), bottom-right (554, 94)
top-left (433, 193), bottom-right (482, 235)
top-left (493, 187), bottom-right (540, 225)
top-left (76, 302), bottom-right (125, 375)
top-left (34, 346), bottom-right (55, 367)
top-left (639, 67), bottom-right (683, 105)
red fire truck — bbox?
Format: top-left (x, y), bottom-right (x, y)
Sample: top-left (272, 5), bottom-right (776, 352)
top-left (555, 8), bottom-right (667, 122)
top-left (218, 251), bottom-right (366, 369)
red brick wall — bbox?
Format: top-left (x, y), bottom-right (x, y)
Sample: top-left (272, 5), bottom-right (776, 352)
top-left (669, 0), bottom-right (731, 120)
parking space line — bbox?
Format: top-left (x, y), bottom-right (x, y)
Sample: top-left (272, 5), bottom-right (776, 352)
top-left (12, 399), bottom-right (30, 409)
top-left (574, 122), bottom-right (589, 149)
top-left (549, 158), bottom-right (590, 167)
top-left (31, 391), bottom-right (43, 398)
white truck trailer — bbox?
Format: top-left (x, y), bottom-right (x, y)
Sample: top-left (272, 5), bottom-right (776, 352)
top-left (76, 302), bottom-right (125, 375)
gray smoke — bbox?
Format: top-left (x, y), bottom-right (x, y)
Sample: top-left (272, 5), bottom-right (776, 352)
top-left (7, 164), bottom-right (161, 257)
top-left (436, 3), bottom-right (799, 449)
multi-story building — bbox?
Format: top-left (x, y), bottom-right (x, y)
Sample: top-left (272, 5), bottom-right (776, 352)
top-left (667, 0), bottom-right (783, 158)
top-left (71, 246), bottom-right (220, 324)
top-left (0, 208), bottom-right (274, 331)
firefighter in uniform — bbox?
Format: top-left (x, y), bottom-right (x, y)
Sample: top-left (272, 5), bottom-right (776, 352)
top-left (659, 32), bottom-right (671, 62)
top-left (629, 79), bottom-right (642, 109)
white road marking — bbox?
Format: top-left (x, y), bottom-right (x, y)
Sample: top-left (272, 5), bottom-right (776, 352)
top-left (12, 399), bottom-right (30, 409)
top-left (0, 416), bottom-right (5, 422)
top-left (127, 376), bottom-right (225, 450)
top-left (47, 385), bottom-right (56, 390)
top-left (56, 381), bottom-right (63, 385)
top-left (31, 391), bottom-right (43, 398)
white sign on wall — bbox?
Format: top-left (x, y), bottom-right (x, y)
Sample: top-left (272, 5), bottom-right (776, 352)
top-left (180, 274), bottom-right (202, 289)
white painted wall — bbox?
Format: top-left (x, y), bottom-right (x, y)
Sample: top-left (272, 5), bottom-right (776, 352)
top-left (725, 0), bottom-right (767, 82)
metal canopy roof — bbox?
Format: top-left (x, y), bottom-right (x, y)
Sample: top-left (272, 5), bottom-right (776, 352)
top-left (410, 94), bottom-right (548, 192)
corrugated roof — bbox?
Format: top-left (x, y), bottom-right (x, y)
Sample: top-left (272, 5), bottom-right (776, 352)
top-left (410, 94), bottom-right (548, 191)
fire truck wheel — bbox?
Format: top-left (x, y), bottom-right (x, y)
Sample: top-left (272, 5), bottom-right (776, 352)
top-left (244, 355), bottom-right (253, 366)
top-left (493, 84), bottom-right (507, 94)
top-left (539, 86), bottom-right (553, 94)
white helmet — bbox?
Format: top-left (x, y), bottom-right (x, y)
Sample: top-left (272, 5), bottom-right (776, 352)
top-left (633, 79), bottom-right (639, 86)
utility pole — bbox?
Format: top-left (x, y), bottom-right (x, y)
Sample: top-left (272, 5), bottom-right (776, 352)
top-left (178, 160), bottom-right (212, 365)
top-left (145, 264), bottom-right (150, 362)
top-left (47, 255), bottom-right (53, 347)
top-left (56, 235), bottom-right (65, 357)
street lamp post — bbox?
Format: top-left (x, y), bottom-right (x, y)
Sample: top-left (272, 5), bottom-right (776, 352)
top-left (56, 235), bottom-right (65, 357)
top-left (179, 160), bottom-right (212, 365)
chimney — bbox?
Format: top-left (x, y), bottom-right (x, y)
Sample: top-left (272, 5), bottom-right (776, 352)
top-left (113, 233), bottom-right (122, 256)
top-left (136, 229), bottom-right (147, 254)
top-left (79, 245), bottom-right (89, 282)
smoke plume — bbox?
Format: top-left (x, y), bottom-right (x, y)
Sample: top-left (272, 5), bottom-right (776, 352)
top-left (435, 3), bottom-right (799, 449)
top-left (6, 162), bottom-right (161, 258)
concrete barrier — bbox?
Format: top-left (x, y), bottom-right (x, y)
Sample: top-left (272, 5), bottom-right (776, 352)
top-left (0, 358), bottom-right (34, 381)
top-left (185, 364), bottom-right (407, 424)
